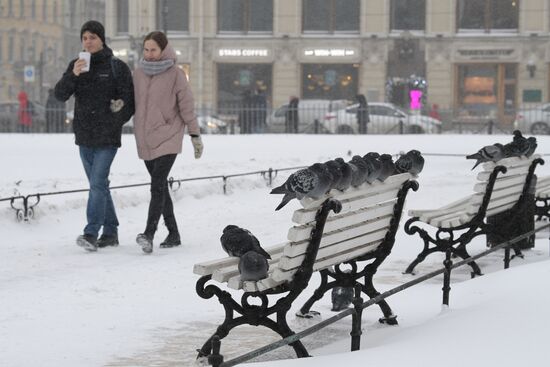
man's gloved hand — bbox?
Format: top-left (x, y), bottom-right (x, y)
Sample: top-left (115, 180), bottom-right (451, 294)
top-left (110, 99), bottom-right (124, 113)
top-left (191, 136), bottom-right (203, 159)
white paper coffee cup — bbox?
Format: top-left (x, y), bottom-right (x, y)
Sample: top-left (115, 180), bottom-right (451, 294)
top-left (79, 51), bottom-right (91, 72)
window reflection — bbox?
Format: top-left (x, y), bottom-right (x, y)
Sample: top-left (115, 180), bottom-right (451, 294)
top-left (390, 0), bottom-right (426, 31)
top-left (457, 0), bottom-right (518, 31)
top-left (302, 64), bottom-right (358, 100)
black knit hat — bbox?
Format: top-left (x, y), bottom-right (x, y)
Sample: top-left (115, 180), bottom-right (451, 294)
top-left (80, 20), bottom-right (105, 45)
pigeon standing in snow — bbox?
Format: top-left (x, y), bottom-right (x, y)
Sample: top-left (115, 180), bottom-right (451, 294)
top-left (466, 143), bottom-right (505, 169)
top-left (362, 152), bottom-right (383, 183)
top-left (331, 286), bottom-right (354, 311)
top-left (220, 225), bottom-right (271, 259)
top-left (238, 251), bottom-right (269, 281)
top-left (395, 150), bottom-right (424, 175)
top-left (377, 154), bottom-right (396, 182)
top-left (334, 158), bottom-right (352, 191)
top-left (270, 163), bottom-right (333, 210)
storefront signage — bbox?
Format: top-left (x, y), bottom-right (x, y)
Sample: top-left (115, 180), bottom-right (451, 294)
top-left (303, 48), bottom-right (356, 57)
top-left (455, 48), bottom-right (516, 61)
top-left (218, 48), bottom-right (269, 57)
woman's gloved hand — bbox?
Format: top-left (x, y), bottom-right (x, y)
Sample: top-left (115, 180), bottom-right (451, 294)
top-left (191, 136), bottom-right (203, 159)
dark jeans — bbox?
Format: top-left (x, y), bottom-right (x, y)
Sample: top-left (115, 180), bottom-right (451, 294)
top-left (79, 146), bottom-right (119, 238)
top-left (144, 154), bottom-right (178, 237)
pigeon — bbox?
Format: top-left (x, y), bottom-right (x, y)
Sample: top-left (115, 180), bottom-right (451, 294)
top-left (270, 163), bottom-right (333, 210)
top-left (334, 158), bottom-right (352, 191)
top-left (377, 154), bottom-right (396, 182)
top-left (238, 251), bottom-right (269, 281)
top-left (349, 155), bottom-right (369, 186)
top-left (466, 143), bottom-right (505, 170)
top-left (394, 150), bottom-right (424, 175)
top-left (503, 130), bottom-right (537, 158)
top-left (362, 152), bottom-right (383, 183)
top-left (324, 160), bottom-right (343, 191)
top-left (220, 225), bottom-right (271, 259)
top-left (331, 286), bottom-right (354, 311)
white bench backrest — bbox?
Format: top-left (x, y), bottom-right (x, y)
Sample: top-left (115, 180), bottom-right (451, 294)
top-left (469, 155), bottom-right (538, 216)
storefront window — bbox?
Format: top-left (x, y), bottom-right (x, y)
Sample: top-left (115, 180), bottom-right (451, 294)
top-left (302, 64), bottom-right (358, 100)
top-left (457, 64), bottom-right (517, 122)
top-left (457, 0), bottom-right (518, 31)
top-left (116, 0), bottom-right (129, 35)
top-left (303, 0), bottom-right (359, 33)
top-left (390, 0), bottom-right (426, 31)
top-left (156, 0), bottom-right (189, 32)
top-left (217, 63), bottom-right (272, 111)
top-left (218, 0), bottom-right (273, 33)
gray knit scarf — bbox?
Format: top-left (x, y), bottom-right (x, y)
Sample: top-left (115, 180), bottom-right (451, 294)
top-left (139, 58), bottom-right (175, 76)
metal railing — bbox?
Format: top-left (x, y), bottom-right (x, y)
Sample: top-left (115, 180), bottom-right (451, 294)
top-left (205, 223), bottom-right (550, 366)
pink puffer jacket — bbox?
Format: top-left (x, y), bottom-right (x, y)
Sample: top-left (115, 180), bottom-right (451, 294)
top-left (133, 44), bottom-right (200, 161)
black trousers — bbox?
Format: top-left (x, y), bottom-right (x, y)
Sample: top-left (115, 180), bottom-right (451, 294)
top-left (144, 154), bottom-right (178, 237)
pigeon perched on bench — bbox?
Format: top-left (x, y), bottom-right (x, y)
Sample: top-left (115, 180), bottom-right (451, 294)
top-left (331, 286), bottom-right (354, 311)
top-left (377, 154), bottom-right (396, 182)
top-left (466, 143), bottom-right (505, 170)
top-left (221, 225), bottom-right (271, 259)
top-left (334, 158), bottom-right (353, 191)
top-left (503, 130), bottom-right (537, 158)
top-left (349, 156), bottom-right (369, 187)
top-left (238, 250), bottom-right (269, 281)
top-left (394, 150), bottom-right (424, 175)
top-left (362, 152), bottom-right (383, 183)
top-left (270, 163), bottom-right (333, 210)
top-left (324, 160), bottom-right (344, 191)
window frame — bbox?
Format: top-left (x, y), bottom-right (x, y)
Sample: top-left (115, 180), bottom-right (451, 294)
top-left (217, 0), bottom-right (273, 35)
top-left (302, 0), bottom-right (360, 34)
top-left (390, 0), bottom-right (426, 32)
top-left (456, 0), bottom-right (519, 33)
top-left (156, 0), bottom-right (190, 34)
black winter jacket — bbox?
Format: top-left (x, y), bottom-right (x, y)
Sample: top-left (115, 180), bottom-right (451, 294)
top-left (54, 46), bottom-right (135, 147)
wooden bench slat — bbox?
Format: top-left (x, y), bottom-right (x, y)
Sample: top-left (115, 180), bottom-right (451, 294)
top-left (292, 188), bottom-right (400, 224)
top-left (212, 250), bottom-right (285, 283)
top-left (272, 240), bottom-right (381, 282)
top-left (473, 174), bottom-right (528, 193)
top-left (284, 215), bottom-right (393, 257)
top-left (476, 159), bottom-right (533, 181)
top-left (481, 155), bottom-right (538, 171)
top-left (193, 243), bottom-right (286, 276)
top-left (278, 228), bottom-right (387, 271)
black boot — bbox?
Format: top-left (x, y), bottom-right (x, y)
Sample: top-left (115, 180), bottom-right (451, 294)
top-left (136, 233), bottom-right (153, 254)
top-left (160, 232), bottom-right (181, 248)
top-left (97, 234), bottom-right (119, 248)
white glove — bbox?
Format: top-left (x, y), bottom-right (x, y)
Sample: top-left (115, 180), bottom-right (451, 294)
top-left (191, 136), bottom-right (203, 159)
top-left (110, 99), bottom-right (124, 113)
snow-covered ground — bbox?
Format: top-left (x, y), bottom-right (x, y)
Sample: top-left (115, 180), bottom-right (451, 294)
top-left (1, 133), bottom-right (549, 367)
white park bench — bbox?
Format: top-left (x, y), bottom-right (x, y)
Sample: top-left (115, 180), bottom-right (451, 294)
top-left (193, 172), bottom-right (419, 359)
top-left (404, 155), bottom-right (543, 276)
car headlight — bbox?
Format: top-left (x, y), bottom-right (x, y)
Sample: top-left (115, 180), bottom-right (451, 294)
top-left (206, 121), bottom-right (218, 129)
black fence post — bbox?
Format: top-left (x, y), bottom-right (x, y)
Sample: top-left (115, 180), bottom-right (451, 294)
top-left (229, 119), bottom-right (236, 135)
top-left (314, 119), bottom-right (320, 134)
top-left (350, 284), bottom-right (364, 351)
top-left (208, 335), bottom-right (224, 367)
top-left (268, 168), bottom-right (273, 186)
top-left (442, 248), bottom-right (453, 306)
top-left (504, 246), bottom-right (511, 269)
top-left (399, 119), bottom-right (404, 134)
top-left (487, 120), bottom-right (494, 135)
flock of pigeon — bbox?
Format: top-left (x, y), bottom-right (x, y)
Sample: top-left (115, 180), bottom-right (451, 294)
top-left (466, 130), bottom-right (537, 169)
top-left (270, 150), bottom-right (425, 210)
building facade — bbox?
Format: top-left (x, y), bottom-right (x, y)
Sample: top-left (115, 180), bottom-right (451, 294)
top-left (106, 0), bottom-right (549, 124)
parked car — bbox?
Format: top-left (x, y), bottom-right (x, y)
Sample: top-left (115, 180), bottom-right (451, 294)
top-left (322, 102), bottom-right (442, 134)
top-left (0, 100), bottom-right (47, 132)
top-left (198, 114), bottom-right (227, 134)
top-left (267, 99), bottom-right (349, 133)
top-left (514, 104), bottom-right (550, 134)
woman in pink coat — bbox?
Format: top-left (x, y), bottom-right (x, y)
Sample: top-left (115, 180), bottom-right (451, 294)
top-left (133, 31), bottom-right (203, 254)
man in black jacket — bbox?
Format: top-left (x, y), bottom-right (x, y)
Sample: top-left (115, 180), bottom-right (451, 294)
top-left (55, 20), bottom-right (135, 252)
